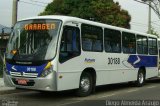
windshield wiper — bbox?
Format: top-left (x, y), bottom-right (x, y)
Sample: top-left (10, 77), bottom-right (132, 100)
top-left (11, 39), bottom-right (28, 60)
top-left (12, 37), bottom-right (36, 60)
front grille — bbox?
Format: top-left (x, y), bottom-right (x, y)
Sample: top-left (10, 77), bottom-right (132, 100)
top-left (23, 72), bottom-right (38, 78)
top-left (10, 71), bottom-right (38, 78)
top-left (10, 72), bottom-right (21, 77)
top-left (12, 78), bottom-right (35, 86)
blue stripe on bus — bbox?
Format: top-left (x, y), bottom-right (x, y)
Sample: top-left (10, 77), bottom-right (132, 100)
top-left (127, 55), bottom-right (158, 68)
top-left (6, 62), bottom-right (47, 77)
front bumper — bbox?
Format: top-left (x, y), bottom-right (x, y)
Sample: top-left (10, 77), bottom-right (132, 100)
top-left (3, 71), bottom-right (57, 91)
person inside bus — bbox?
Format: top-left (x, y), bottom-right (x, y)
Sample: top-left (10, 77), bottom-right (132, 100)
top-left (112, 43), bottom-right (120, 52)
top-left (129, 43), bottom-right (136, 54)
top-left (93, 40), bottom-right (102, 51)
top-left (123, 44), bottom-right (129, 53)
top-left (105, 41), bottom-right (112, 52)
top-left (83, 38), bottom-right (92, 51)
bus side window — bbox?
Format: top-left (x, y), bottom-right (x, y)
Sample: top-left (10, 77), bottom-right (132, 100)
top-left (122, 32), bottom-right (136, 54)
top-left (137, 35), bottom-right (148, 54)
top-left (83, 39), bottom-right (92, 51)
top-left (59, 26), bottom-right (81, 63)
top-left (81, 24), bottom-right (103, 52)
top-left (149, 37), bottom-right (158, 55)
top-left (104, 28), bottom-right (121, 53)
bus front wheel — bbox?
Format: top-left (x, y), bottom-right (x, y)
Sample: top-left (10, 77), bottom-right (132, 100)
top-left (76, 72), bottom-right (93, 97)
top-left (136, 70), bottom-right (145, 87)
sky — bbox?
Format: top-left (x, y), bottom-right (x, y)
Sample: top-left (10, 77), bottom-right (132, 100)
top-left (0, 0), bottom-right (160, 34)
top-left (115, 0), bottom-right (160, 34)
top-left (0, 0), bottom-right (52, 27)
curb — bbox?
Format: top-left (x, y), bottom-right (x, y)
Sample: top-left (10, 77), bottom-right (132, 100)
top-left (0, 78), bottom-right (25, 95)
top-left (0, 87), bottom-right (16, 95)
top-left (0, 87), bottom-right (29, 95)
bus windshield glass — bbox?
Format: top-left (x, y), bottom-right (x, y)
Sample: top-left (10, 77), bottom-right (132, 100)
top-left (6, 19), bottom-right (61, 62)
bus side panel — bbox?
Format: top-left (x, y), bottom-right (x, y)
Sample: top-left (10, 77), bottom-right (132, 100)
top-left (56, 72), bottom-right (81, 91)
top-left (96, 53), bottom-right (138, 85)
top-left (96, 69), bottom-right (137, 86)
top-left (146, 67), bottom-right (158, 79)
top-left (83, 52), bottom-right (112, 86)
top-left (127, 55), bottom-right (158, 79)
top-left (57, 56), bottom-right (83, 91)
top-left (57, 52), bottom-right (140, 91)
top-left (57, 52), bottom-right (158, 91)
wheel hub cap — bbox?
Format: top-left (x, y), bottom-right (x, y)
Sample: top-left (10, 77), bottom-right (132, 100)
top-left (139, 73), bottom-right (144, 84)
top-left (80, 77), bottom-right (90, 92)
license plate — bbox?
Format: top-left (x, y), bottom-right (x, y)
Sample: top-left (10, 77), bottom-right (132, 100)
top-left (16, 79), bottom-right (28, 85)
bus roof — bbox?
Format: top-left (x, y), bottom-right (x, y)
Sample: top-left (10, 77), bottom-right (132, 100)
top-left (19, 15), bottom-right (157, 38)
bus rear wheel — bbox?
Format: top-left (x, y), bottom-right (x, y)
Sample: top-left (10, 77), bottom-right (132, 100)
top-left (76, 72), bottom-right (93, 97)
top-left (136, 70), bottom-right (145, 87)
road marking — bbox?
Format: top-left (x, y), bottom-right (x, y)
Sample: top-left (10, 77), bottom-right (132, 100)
top-left (97, 93), bottom-right (116, 99)
top-left (127, 89), bottom-right (138, 93)
top-left (59, 100), bottom-right (83, 106)
top-left (147, 86), bottom-right (156, 89)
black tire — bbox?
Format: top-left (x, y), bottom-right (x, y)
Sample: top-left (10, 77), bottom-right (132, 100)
top-left (136, 69), bottom-right (145, 87)
top-left (76, 72), bottom-right (93, 97)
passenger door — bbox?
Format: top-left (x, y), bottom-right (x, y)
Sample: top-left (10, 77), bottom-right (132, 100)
top-left (57, 26), bottom-right (81, 90)
top-left (59, 26), bottom-right (81, 63)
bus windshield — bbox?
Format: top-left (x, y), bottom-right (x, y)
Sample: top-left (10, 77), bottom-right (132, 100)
top-left (6, 19), bottom-right (61, 62)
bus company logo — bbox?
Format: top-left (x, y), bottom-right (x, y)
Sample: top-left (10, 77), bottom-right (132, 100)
top-left (132, 55), bottom-right (141, 65)
top-left (85, 58), bottom-right (95, 63)
top-left (11, 66), bottom-right (17, 71)
top-left (122, 55), bottom-right (141, 69)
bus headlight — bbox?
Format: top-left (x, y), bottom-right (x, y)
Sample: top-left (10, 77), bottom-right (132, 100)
top-left (40, 62), bottom-right (53, 77)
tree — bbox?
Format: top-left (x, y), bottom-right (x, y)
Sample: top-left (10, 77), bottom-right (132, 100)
top-left (148, 26), bottom-right (159, 37)
top-left (134, 0), bottom-right (160, 19)
top-left (40, 0), bottom-right (131, 29)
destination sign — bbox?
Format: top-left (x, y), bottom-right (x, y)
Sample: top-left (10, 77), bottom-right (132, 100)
top-left (24, 23), bottom-right (56, 30)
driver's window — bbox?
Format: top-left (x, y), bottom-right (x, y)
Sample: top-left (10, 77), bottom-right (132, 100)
top-left (59, 26), bottom-right (80, 63)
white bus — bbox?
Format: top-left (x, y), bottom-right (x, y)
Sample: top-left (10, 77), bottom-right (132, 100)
top-left (4, 16), bottom-right (159, 96)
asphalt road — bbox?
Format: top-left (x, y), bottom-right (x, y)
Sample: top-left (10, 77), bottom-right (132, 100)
top-left (0, 78), bottom-right (160, 106)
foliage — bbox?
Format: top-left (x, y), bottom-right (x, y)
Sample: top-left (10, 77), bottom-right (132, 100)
top-left (148, 26), bottom-right (159, 37)
top-left (40, 0), bottom-right (131, 28)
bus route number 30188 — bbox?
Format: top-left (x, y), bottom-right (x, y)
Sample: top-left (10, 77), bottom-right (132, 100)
top-left (108, 58), bottom-right (120, 65)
